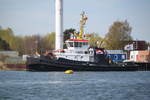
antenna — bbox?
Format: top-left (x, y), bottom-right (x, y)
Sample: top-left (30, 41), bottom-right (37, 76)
top-left (78, 11), bottom-right (88, 40)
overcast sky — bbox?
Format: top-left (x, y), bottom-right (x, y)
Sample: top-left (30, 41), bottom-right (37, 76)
top-left (0, 0), bottom-right (150, 42)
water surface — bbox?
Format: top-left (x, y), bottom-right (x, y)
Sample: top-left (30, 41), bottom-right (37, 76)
top-left (0, 71), bottom-right (150, 100)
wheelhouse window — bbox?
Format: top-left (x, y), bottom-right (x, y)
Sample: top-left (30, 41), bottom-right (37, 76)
top-left (74, 42), bottom-right (84, 47)
top-left (74, 42), bottom-right (77, 47)
top-left (69, 42), bottom-right (74, 47)
top-left (83, 42), bottom-right (88, 46)
top-left (66, 42), bottom-right (74, 47)
top-left (79, 42), bottom-right (82, 47)
top-left (66, 40), bottom-right (89, 48)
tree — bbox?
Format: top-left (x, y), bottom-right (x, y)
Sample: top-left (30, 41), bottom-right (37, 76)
top-left (0, 27), bottom-right (15, 49)
top-left (12, 36), bottom-right (24, 55)
top-left (42, 32), bottom-right (55, 50)
top-left (63, 28), bottom-right (76, 42)
top-left (88, 33), bottom-right (105, 48)
top-left (21, 35), bottom-right (43, 54)
top-left (105, 20), bottom-right (133, 50)
top-left (0, 38), bottom-right (10, 50)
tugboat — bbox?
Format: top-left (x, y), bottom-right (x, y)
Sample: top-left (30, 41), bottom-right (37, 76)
top-left (26, 12), bottom-right (140, 71)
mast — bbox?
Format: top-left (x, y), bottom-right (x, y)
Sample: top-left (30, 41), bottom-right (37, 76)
top-left (78, 12), bottom-right (88, 40)
top-left (55, 0), bottom-right (64, 50)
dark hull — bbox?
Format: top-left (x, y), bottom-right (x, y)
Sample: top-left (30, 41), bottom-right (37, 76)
top-left (27, 64), bottom-right (140, 72)
top-left (26, 57), bottom-right (150, 72)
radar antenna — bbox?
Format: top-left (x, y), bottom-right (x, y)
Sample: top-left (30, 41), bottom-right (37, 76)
top-left (78, 11), bottom-right (88, 39)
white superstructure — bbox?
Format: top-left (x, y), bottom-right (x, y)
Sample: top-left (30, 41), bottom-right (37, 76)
top-left (55, 39), bottom-right (95, 62)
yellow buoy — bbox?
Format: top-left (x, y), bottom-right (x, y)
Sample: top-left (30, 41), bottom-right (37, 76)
top-left (64, 70), bottom-right (74, 74)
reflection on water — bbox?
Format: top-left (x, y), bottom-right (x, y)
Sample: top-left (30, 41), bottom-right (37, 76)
top-left (0, 71), bottom-right (150, 100)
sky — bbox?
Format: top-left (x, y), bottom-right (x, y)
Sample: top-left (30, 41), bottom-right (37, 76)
top-left (0, 0), bottom-right (150, 42)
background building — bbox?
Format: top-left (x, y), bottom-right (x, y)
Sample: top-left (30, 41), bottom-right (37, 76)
top-left (107, 50), bottom-right (127, 63)
top-left (130, 50), bottom-right (150, 62)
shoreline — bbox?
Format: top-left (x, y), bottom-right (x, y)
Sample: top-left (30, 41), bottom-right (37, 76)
top-left (0, 66), bottom-right (26, 71)
top-left (0, 63), bottom-right (26, 71)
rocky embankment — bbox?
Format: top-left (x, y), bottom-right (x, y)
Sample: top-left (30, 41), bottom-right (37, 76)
top-left (0, 61), bottom-right (9, 70)
top-left (0, 61), bottom-right (26, 71)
